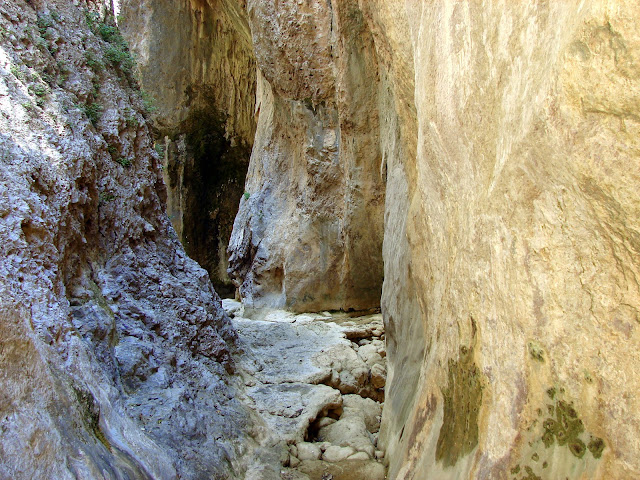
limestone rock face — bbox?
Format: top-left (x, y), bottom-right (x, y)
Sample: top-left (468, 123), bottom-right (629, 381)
top-left (368, 1), bottom-right (640, 479)
top-left (0, 1), bottom-right (248, 478)
top-left (227, 0), bottom-right (385, 312)
top-left (120, 0), bottom-right (257, 295)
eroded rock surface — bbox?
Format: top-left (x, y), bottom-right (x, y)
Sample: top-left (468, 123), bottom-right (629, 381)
top-left (0, 2), bottom-right (250, 478)
top-left (3, 1), bottom-right (640, 479)
top-left (227, 0), bottom-right (385, 312)
top-left (120, 0), bottom-right (257, 296)
top-left (224, 300), bottom-right (387, 479)
top-left (369, 2), bottom-right (640, 479)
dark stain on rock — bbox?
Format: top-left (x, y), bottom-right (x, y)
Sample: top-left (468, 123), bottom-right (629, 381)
top-left (435, 332), bottom-right (484, 467)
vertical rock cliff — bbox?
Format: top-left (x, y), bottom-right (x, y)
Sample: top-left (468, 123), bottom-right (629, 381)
top-left (0, 1), bottom-right (249, 478)
top-left (370, 1), bottom-right (640, 479)
top-left (2, 0), bottom-right (640, 479)
top-left (227, 0), bottom-right (385, 312)
top-left (120, 0), bottom-right (257, 296)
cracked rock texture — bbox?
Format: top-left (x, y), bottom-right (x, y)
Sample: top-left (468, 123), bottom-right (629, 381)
top-left (0, 1), bottom-right (250, 478)
top-left (224, 300), bottom-right (387, 480)
top-left (3, 1), bottom-right (640, 479)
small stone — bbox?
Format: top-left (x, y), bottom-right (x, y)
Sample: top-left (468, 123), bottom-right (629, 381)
top-left (322, 445), bottom-right (356, 462)
top-left (375, 450), bottom-right (385, 460)
top-left (318, 442), bottom-right (332, 452)
top-left (315, 417), bottom-right (337, 428)
top-left (296, 442), bottom-right (322, 460)
top-left (357, 444), bottom-right (376, 458)
top-left (347, 451), bottom-right (371, 461)
top-left (289, 444), bottom-right (298, 457)
top-left (289, 456), bottom-right (301, 468)
top-left (280, 446), bottom-right (291, 466)
top-left (370, 363), bottom-right (386, 389)
top-left (352, 366), bottom-right (369, 386)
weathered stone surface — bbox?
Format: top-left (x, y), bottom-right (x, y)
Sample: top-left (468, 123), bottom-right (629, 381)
top-left (322, 445), bottom-right (356, 463)
top-left (227, 0), bottom-right (385, 312)
top-left (297, 459), bottom-right (386, 480)
top-left (120, 0), bottom-right (256, 295)
top-left (4, 1), bottom-right (640, 479)
top-left (366, 1), bottom-right (640, 479)
top-left (227, 304), bottom-right (387, 478)
top-left (318, 417), bottom-right (375, 458)
top-left (342, 395), bottom-right (382, 434)
top-left (296, 442), bottom-right (322, 461)
top-left (0, 2), bottom-right (249, 478)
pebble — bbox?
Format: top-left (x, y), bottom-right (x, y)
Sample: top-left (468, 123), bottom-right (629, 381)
top-left (322, 445), bottom-right (355, 462)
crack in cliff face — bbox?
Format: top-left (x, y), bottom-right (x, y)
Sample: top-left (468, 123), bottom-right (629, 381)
top-left (120, 0), bottom-right (257, 296)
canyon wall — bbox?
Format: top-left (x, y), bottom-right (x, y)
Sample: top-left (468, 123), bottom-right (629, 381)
top-left (120, 0), bottom-right (257, 296)
top-left (214, 0), bottom-right (640, 476)
top-left (227, 0), bottom-right (385, 312)
top-left (2, 0), bottom-right (640, 479)
top-left (370, 1), bottom-right (640, 479)
top-left (0, 1), bottom-right (250, 478)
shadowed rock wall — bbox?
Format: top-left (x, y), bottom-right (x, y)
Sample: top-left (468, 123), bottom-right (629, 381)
top-left (0, 1), bottom-right (250, 478)
top-left (3, 0), bottom-right (640, 479)
top-left (120, 0), bottom-right (256, 296)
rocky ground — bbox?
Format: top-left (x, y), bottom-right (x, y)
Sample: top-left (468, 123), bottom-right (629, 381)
top-left (223, 300), bottom-right (388, 480)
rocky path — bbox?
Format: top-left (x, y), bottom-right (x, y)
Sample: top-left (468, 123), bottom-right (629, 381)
top-left (222, 301), bottom-right (387, 480)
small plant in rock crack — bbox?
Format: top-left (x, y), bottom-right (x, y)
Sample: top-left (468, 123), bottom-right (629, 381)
top-left (83, 102), bottom-right (102, 126)
top-left (10, 66), bottom-right (24, 80)
top-left (29, 83), bottom-right (47, 97)
top-left (154, 143), bottom-right (165, 157)
top-left (99, 191), bottom-right (115, 203)
top-left (36, 37), bottom-right (48, 52)
top-left (41, 71), bottom-right (54, 86)
top-left (92, 18), bottom-right (137, 84)
top-left (84, 10), bottom-right (99, 30)
top-left (22, 102), bottom-right (35, 113)
top-left (36, 15), bottom-right (53, 38)
top-left (124, 109), bottom-right (139, 128)
top-left (104, 44), bottom-right (135, 77)
top-left (97, 23), bottom-right (121, 43)
top-left (140, 90), bottom-right (157, 114)
top-left (85, 51), bottom-right (103, 72)
top-left (56, 61), bottom-right (69, 86)
top-left (0, 26), bottom-right (8, 39)
top-left (115, 157), bottom-right (132, 167)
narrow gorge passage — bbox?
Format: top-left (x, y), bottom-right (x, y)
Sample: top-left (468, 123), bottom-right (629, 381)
top-left (2, 0), bottom-right (640, 479)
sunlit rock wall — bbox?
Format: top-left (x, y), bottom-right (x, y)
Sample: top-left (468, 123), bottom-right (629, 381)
top-left (370, 1), bottom-right (640, 478)
top-left (228, 0), bottom-right (385, 312)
